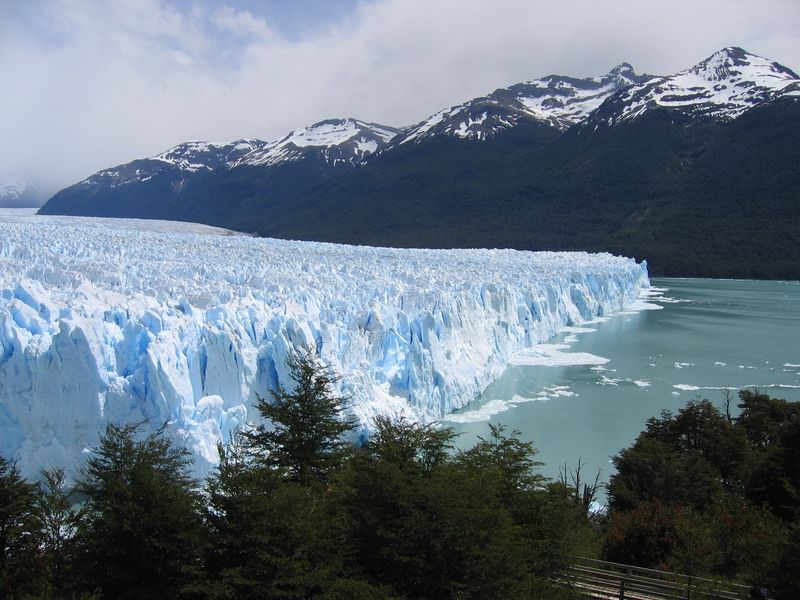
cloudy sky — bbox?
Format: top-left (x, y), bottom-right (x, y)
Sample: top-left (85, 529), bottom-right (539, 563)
top-left (2, 0), bottom-right (799, 195)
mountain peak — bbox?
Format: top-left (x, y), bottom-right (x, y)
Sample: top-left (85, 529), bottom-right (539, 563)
top-left (600, 62), bottom-right (637, 84)
top-left (0, 172), bottom-right (42, 207)
top-left (230, 118), bottom-right (400, 169)
top-left (150, 139), bottom-right (268, 173)
top-left (275, 118), bottom-right (399, 149)
top-left (393, 63), bottom-right (651, 145)
top-left (690, 46), bottom-right (799, 82)
top-left (590, 46), bottom-right (800, 126)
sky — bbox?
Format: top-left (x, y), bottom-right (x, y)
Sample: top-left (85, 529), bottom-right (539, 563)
top-left (2, 0), bottom-right (799, 195)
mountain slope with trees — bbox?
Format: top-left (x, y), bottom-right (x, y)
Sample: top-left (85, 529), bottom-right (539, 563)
top-left (252, 97), bottom-right (799, 278)
top-left (39, 48), bottom-right (800, 278)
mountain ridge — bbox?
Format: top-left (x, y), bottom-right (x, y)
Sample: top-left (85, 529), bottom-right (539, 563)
top-left (39, 47), bottom-right (800, 278)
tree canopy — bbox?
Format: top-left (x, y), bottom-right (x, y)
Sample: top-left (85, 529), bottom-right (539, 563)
top-left (74, 422), bottom-right (204, 600)
top-left (603, 391), bottom-right (800, 594)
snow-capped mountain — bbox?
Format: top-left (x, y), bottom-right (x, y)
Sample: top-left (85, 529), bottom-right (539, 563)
top-left (0, 175), bottom-right (30, 203)
top-left (40, 118), bottom-right (401, 222)
top-left (391, 63), bottom-right (651, 145)
top-left (76, 118), bottom-right (399, 192)
top-left (38, 47), bottom-right (800, 278)
top-left (589, 47), bottom-right (800, 125)
top-left (154, 139), bottom-right (268, 172)
top-left (80, 139), bottom-right (269, 190)
top-left (239, 119), bottom-right (400, 168)
top-left (0, 173), bottom-right (42, 207)
top-left (46, 46), bottom-right (798, 206)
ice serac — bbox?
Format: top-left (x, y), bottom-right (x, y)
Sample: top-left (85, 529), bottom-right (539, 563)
top-left (0, 212), bottom-right (649, 478)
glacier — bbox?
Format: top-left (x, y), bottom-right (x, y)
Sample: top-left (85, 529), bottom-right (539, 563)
top-left (0, 210), bottom-right (649, 477)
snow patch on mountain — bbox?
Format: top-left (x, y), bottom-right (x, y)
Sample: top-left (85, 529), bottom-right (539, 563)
top-left (395, 64), bottom-right (651, 144)
top-left (598, 47), bottom-right (800, 124)
top-left (74, 119), bottom-right (399, 191)
top-left (239, 118), bottom-right (400, 168)
top-left (154, 139), bottom-right (267, 172)
top-left (0, 211), bottom-right (648, 478)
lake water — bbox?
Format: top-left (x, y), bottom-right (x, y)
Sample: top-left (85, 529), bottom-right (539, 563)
top-left (446, 278), bottom-right (800, 495)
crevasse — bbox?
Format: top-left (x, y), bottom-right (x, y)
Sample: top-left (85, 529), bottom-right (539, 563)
top-left (0, 213), bottom-right (649, 477)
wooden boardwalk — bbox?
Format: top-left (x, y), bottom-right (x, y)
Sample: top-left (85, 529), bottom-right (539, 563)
top-left (568, 557), bottom-right (752, 600)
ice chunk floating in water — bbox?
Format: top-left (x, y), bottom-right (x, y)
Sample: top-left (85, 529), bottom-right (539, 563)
top-left (0, 211), bottom-right (649, 477)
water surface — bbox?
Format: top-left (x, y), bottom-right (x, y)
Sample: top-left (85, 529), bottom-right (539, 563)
top-left (447, 279), bottom-right (800, 494)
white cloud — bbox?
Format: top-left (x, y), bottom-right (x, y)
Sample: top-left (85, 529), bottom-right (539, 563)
top-left (211, 6), bottom-right (275, 39)
top-left (1, 0), bottom-right (799, 194)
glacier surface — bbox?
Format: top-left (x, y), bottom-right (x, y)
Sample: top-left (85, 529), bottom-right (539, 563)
top-left (0, 210), bottom-right (649, 477)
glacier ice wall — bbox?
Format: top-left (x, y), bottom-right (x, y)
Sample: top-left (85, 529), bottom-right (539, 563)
top-left (0, 211), bottom-right (649, 477)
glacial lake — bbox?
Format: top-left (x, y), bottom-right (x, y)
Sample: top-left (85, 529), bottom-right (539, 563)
top-left (446, 278), bottom-right (800, 496)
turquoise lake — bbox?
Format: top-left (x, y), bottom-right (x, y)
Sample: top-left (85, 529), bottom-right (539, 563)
top-left (446, 278), bottom-right (800, 495)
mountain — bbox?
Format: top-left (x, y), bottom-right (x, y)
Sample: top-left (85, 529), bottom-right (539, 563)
top-left (39, 118), bottom-right (400, 222)
top-left (39, 47), bottom-right (800, 278)
top-left (239, 118), bottom-right (399, 167)
top-left (589, 47), bottom-right (799, 126)
top-left (0, 173), bottom-right (42, 208)
top-left (390, 62), bottom-right (650, 145)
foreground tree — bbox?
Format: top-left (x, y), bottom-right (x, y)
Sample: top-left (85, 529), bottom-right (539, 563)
top-left (36, 468), bottom-right (83, 597)
top-left (0, 456), bottom-right (42, 598)
top-left (204, 439), bottom-right (370, 599)
top-left (203, 353), bottom-right (365, 598)
top-left (737, 389), bottom-right (800, 520)
top-left (243, 351), bottom-right (357, 484)
top-left (74, 423), bottom-right (204, 600)
top-left (607, 400), bottom-right (747, 512)
top-left (339, 418), bottom-right (580, 599)
top-left (603, 392), bottom-right (798, 591)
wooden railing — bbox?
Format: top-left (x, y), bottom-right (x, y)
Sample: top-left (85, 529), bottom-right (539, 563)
top-left (568, 557), bottom-right (751, 600)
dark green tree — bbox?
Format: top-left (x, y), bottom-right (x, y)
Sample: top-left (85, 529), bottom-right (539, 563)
top-left (339, 418), bottom-right (578, 598)
top-left (243, 351), bottom-right (357, 484)
top-left (602, 498), bottom-right (716, 575)
top-left (365, 415), bottom-right (457, 473)
top-left (608, 400), bottom-right (747, 511)
top-left (202, 436), bottom-right (357, 600)
top-left (202, 354), bottom-right (361, 598)
top-left (457, 423), bottom-right (545, 500)
top-left (36, 468), bottom-right (83, 598)
top-left (458, 425), bottom-right (581, 584)
top-left (0, 456), bottom-right (43, 598)
top-left (339, 417), bottom-right (469, 598)
top-left (74, 423), bottom-right (204, 600)
top-left (737, 389), bottom-right (800, 520)
top-left (603, 392), bottom-right (797, 587)
top-left (736, 389), bottom-right (800, 450)
top-left (768, 523), bottom-right (800, 599)
top-left (608, 435), bottom-right (702, 510)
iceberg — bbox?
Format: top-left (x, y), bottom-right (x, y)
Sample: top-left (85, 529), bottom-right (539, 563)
top-left (0, 211), bottom-right (649, 477)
